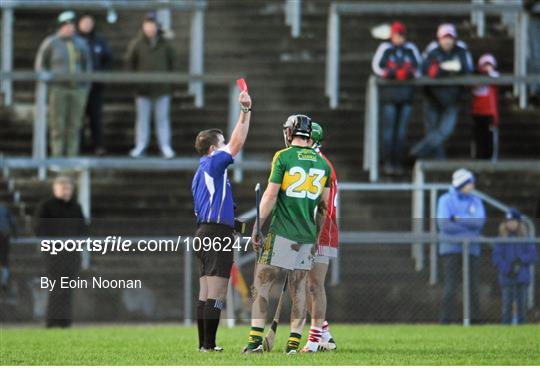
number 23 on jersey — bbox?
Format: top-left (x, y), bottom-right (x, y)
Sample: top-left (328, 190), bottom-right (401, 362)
top-left (282, 166), bottom-right (327, 199)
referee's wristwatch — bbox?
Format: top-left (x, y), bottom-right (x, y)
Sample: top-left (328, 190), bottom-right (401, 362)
top-left (240, 106), bottom-right (252, 113)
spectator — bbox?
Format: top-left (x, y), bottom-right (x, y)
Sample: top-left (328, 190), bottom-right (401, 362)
top-left (124, 12), bottom-right (177, 159)
top-left (0, 203), bottom-right (16, 293)
top-left (411, 23), bottom-right (474, 159)
top-left (35, 11), bottom-right (92, 157)
top-left (492, 209), bottom-right (537, 324)
top-left (437, 169), bottom-right (486, 324)
top-left (371, 21), bottom-right (421, 175)
top-left (78, 14), bottom-right (112, 156)
top-left (471, 54), bottom-right (500, 160)
top-left (34, 176), bottom-right (87, 328)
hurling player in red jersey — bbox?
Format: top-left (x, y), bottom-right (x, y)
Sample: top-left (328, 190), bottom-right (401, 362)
top-left (300, 122), bottom-right (339, 353)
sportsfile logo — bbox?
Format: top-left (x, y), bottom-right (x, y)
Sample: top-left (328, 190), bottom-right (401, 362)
top-left (39, 236), bottom-right (253, 255)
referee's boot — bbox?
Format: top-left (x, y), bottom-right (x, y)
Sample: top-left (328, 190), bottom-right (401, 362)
top-left (199, 346), bottom-right (223, 353)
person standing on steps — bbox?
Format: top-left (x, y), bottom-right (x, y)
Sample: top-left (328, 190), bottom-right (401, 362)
top-left (125, 12), bottom-right (178, 159)
top-left (372, 21), bottom-right (421, 175)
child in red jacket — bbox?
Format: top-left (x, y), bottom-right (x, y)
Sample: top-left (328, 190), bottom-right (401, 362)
top-left (471, 54), bottom-right (499, 160)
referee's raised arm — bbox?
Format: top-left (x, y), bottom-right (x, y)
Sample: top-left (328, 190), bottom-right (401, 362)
top-left (228, 91), bottom-right (252, 157)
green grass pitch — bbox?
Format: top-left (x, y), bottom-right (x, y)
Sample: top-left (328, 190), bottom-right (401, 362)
top-left (1, 324), bottom-right (539, 365)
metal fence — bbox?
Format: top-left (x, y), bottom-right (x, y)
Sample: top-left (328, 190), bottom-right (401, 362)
top-left (0, 156), bottom-right (272, 220)
top-left (0, 71), bottom-right (249, 180)
top-left (284, 0), bottom-right (302, 38)
top-left (336, 180), bottom-right (537, 309)
top-left (325, 1), bottom-right (536, 109)
top-left (0, 0), bottom-right (207, 107)
top-left (362, 75), bottom-right (540, 182)
top-left (4, 233), bottom-right (538, 326)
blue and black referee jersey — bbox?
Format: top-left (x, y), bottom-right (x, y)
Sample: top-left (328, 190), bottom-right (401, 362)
top-left (191, 145), bottom-right (235, 228)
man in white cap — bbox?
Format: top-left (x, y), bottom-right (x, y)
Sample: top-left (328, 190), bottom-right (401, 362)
top-left (35, 11), bottom-right (92, 157)
top-left (436, 168), bottom-right (486, 324)
top-left (411, 23), bottom-right (474, 159)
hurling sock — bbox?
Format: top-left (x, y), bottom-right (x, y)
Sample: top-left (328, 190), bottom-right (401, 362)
top-left (247, 326), bottom-right (264, 349)
top-left (196, 300), bottom-right (206, 349)
top-left (321, 320), bottom-right (332, 343)
top-left (306, 326), bottom-right (322, 351)
top-left (203, 299), bottom-right (224, 349)
top-left (286, 332), bottom-right (302, 352)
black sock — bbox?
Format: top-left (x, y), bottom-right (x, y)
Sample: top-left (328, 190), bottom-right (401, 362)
top-left (203, 299), bottom-right (224, 349)
top-left (197, 300), bottom-right (206, 349)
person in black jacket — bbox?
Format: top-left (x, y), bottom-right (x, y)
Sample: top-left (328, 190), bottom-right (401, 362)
top-left (78, 14), bottom-right (112, 156)
top-left (125, 12), bottom-right (177, 159)
top-left (372, 21), bottom-right (421, 174)
top-left (34, 175), bottom-right (87, 328)
top-left (410, 23), bottom-right (473, 159)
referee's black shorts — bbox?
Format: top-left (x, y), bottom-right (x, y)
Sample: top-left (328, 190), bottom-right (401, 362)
top-left (194, 223), bottom-right (235, 279)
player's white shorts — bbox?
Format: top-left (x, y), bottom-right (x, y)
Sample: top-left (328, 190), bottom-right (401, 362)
top-left (259, 232), bottom-right (313, 271)
top-left (313, 255), bottom-right (330, 265)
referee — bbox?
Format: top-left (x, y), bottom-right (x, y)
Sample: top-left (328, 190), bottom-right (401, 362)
top-left (191, 90), bottom-right (252, 352)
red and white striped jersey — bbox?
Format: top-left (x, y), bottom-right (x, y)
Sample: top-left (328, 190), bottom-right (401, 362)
top-left (316, 148), bottom-right (339, 257)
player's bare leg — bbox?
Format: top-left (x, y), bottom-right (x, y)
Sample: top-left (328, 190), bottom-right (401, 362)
top-left (286, 269), bottom-right (309, 354)
top-left (199, 276), bottom-right (228, 352)
top-left (245, 264), bottom-right (279, 352)
top-left (301, 261), bottom-right (332, 352)
top-left (301, 258), bottom-right (336, 352)
top-left (301, 262), bottom-right (327, 352)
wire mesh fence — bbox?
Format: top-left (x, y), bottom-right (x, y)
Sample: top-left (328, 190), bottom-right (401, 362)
top-left (1, 216), bottom-right (538, 326)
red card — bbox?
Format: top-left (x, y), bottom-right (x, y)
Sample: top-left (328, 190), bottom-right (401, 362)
top-left (236, 78), bottom-right (248, 92)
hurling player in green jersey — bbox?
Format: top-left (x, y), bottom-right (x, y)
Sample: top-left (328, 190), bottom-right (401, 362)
top-left (243, 115), bottom-right (331, 354)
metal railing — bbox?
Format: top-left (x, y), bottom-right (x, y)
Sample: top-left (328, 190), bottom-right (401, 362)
top-left (363, 74), bottom-right (540, 182)
top-left (284, 0), bottom-right (302, 38)
top-left (13, 231), bottom-right (537, 326)
top-left (0, 0), bottom-right (207, 107)
top-left (337, 233), bottom-right (539, 326)
top-left (11, 234), bottom-right (248, 326)
top-left (0, 70), bottom-right (250, 180)
top-left (337, 180), bottom-right (536, 279)
top-left (0, 156), bottom-right (272, 222)
top-left (412, 160), bottom-right (539, 307)
top-left (325, 1), bottom-right (529, 109)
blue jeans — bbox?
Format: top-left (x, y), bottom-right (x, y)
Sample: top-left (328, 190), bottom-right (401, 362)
top-left (382, 103), bottom-right (411, 168)
top-left (501, 284), bottom-right (528, 324)
top-left (411, 100), bottom-right (458, 159)
top-left (134, 95), bottom-right (173, 153)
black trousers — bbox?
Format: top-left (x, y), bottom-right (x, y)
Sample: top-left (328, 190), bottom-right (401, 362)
top-left (0, 233), bottom-right (9, 267)
top-left (45, 252), bottom-right (81, 327)
top-left (440, 254), bottom-right (480, 324)
top-left (82, 84), bottom-right (104, 149)
top-left (471, 115), bottom-right (494, 159)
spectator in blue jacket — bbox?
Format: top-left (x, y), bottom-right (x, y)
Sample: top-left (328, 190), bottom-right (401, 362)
top-left (492, 209), bottom-right (538, 324)
top-left (411, 23), bottom-right (474, 159)
top-left (371, 21), bottom-right (421, 175)
top-left (437, 168), bottom-right (486, 324)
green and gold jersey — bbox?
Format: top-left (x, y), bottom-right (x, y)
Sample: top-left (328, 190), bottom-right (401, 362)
top-left (267, 145), bottom-right (332, 244)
